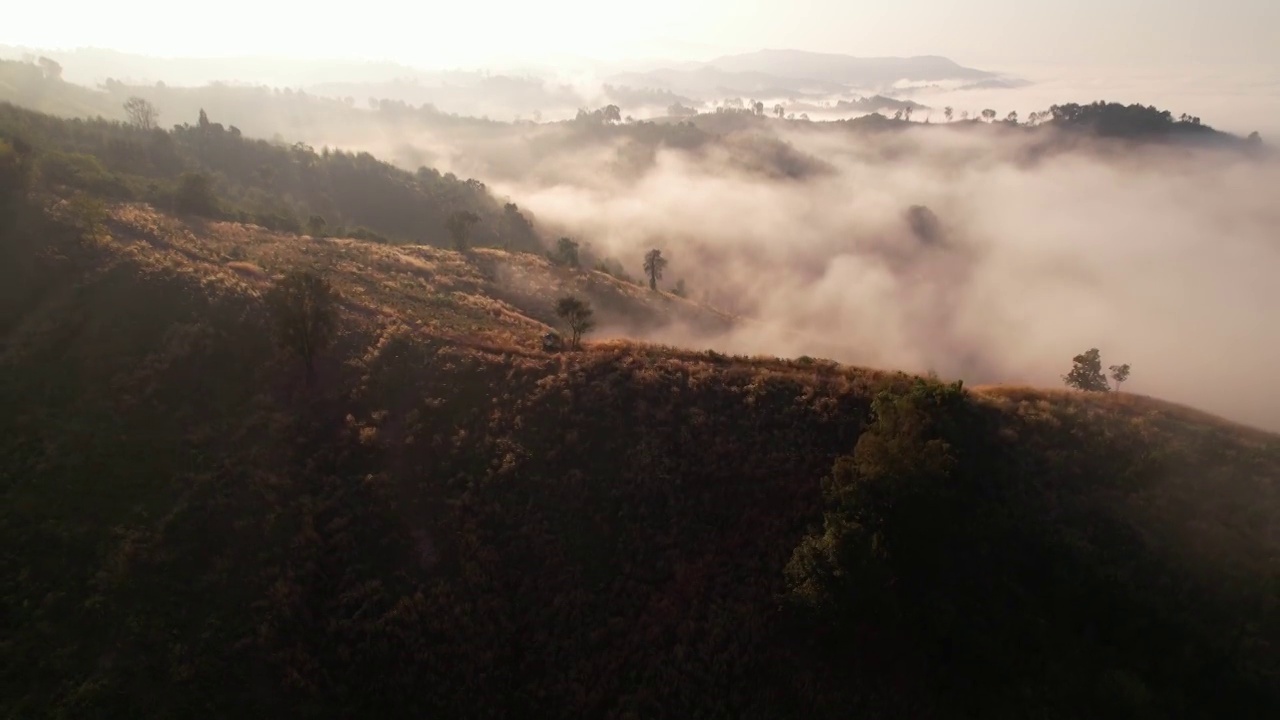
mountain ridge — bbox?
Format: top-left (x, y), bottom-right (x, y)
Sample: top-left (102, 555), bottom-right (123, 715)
top-left (606, 48), bottom-right (1005, 99)
top-left (706, 48), bottom-right (995, 83)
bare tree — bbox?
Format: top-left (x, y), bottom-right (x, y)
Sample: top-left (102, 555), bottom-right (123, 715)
top-left (123, 96), bottom-right (159, 130)
top-left (944, 106), bottom-right (954, 122)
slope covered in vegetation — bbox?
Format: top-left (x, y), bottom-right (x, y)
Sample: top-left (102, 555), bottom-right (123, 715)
top-left (0, 98), bottom-right (543, 251)
top-left (2, 105), bottom-right (1279, 719)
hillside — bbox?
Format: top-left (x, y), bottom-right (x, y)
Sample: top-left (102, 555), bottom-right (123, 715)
top-left (3, 104), bottom-right (1279, 717)
top-left (85, 202), bottom-right (732, 342)
top-left (0, 97), bottom-right (548, 252)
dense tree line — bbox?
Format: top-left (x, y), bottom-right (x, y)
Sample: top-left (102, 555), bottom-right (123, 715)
top-left (0, 100), bottom-right (543, 251)
top-left (1045, 100), bottom-right (1258, 142)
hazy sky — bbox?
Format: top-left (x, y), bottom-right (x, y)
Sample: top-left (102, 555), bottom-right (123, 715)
top-left (7, 0), bottom-right (1280, 69)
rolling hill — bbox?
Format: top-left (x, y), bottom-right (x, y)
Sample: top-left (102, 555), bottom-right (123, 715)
top-left (2, 100), bottom-right (1278, 718)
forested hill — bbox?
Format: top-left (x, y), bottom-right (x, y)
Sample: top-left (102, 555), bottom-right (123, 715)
top-left (3, 101), bottom-right (1280, 718)
top-left (2, 57), bottom-right (1263, 156)
top-left (0, 100), bottom-right (542, 251)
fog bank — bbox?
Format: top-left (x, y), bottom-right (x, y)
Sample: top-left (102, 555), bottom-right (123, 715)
top-left (465, 122), bottom-right (1279, 431)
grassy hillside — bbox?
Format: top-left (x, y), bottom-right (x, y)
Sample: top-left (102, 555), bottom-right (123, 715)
top-left (2, 106), bottom-right (1278, 718)
top-left (107, 202), bottom-right (730, 340)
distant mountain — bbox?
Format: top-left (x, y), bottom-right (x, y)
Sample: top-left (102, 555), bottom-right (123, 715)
top-left (706, 49), bottom-right (996, 85)
top-left (605, 49), bottom-right (1009, 102)
top-left (959, 76), bottom-right (1034, 91)
top-left (606, 66), bottom-right (847, 99)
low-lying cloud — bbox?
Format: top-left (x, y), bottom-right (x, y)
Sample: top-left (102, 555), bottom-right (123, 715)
top-left (466, 121), bottom-right (1279, 431)
top-left (303, 78), bottom-right (1280, 431)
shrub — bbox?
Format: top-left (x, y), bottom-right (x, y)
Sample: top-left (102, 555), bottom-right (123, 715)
top-left (174, 172), bottom-right (219, 217)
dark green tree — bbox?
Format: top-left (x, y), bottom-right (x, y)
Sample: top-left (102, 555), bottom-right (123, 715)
top-left (62, 193), bottom-right (109, 242)
top-left (446, 210), bottom-right (481, 251)
top-left (643, 248), bottom-right (667, 291)
top-left (554, 294), bottom-right (594, 349)
top-left (1109, 363), bottom-right (1131, 392)
top-left (1064, 348), bottom-right (1110, 392)
top-left (265, 270), bottom-right (340, 386)
top-left (174, 172), bottom-right (219, 217)
top-left (307, 215), bottom-right (327, 238)
top-left (553, 237), bottom-right (580, 268)
top-left (786, 380), bottom-right (966, 621)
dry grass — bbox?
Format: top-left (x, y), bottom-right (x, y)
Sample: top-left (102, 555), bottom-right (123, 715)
top-left (975, 383), bottom-right (1279, 443)
top-left (98, 202), bottom-right (1279, 444)
top-left (99, 203), bottom-right (733, 354)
